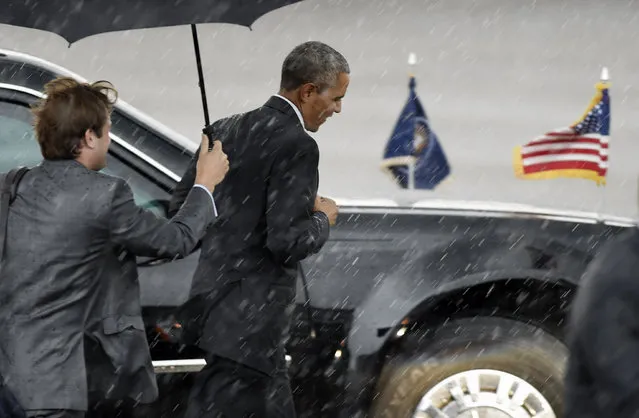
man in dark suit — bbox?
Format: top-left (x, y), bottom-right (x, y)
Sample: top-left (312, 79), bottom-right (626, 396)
top-left (0, 77), bottom-right (229, 418)
top-left (564, 225), bottom-right (639, 417)
top-left (168, 41), bottom-right (349, 417)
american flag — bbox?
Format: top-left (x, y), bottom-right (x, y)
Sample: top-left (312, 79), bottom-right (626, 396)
top-left (513, 79), bottom-right (610, 185)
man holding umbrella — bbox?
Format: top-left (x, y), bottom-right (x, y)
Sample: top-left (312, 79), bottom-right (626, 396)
top-left (0, 77), bottom-right (229, 418)
top-left (169, 41), bottom-right (348, 417)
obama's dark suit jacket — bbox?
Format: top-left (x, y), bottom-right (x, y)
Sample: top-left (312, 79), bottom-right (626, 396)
top-left (169, 95), bottom-right (330, 376)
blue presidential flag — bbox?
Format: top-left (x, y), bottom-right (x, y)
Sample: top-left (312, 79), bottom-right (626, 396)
top-left (381, 76), bottom-right (450, 189)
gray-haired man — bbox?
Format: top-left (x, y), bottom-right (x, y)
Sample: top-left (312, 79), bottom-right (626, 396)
top-left (169, 41), bottom-right (349, 417)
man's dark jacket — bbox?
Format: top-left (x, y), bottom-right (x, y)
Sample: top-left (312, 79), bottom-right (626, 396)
top-left (565, 226), bottom-right (639, 417)
top-left (0, 159), bottom-right (215, 412)
top-left (169, 95), bottom-right (330, 375)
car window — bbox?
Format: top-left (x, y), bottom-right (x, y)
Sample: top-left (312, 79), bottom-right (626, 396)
top-left (0, 59), bottom-right (192, 178)
top-left (110, 109), bottom-right (193, 176)
top-left (0, 100), bottom-right (42, 170)
top-left (0, 98), bottom-right (169, 216)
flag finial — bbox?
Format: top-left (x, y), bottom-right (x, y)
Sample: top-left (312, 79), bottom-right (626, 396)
top-left (601, 67), bottom-right (609, 82)
top-left (408, 53), bottom-right (417, 79)
top-left (408, 52), bottom-right (417, 66)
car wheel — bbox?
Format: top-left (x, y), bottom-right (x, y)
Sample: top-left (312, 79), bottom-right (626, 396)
top-left (370, 317), bottom-right (567, 418)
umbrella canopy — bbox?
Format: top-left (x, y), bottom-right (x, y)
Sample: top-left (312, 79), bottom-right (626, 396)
top-left (0, 0), bottom-right (307, 137)
top-left (2, 0), bottom-right (305, 44)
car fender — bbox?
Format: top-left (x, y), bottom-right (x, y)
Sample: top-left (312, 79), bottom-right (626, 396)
top-left (346, 229), bottom-right (595, 362)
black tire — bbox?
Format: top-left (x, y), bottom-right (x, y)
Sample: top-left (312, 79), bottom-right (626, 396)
top-left (370, 317), bottom-right (567, 418)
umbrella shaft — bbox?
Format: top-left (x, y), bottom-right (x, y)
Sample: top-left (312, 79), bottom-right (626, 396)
top-left (191, 24), bottom-right (211, 128)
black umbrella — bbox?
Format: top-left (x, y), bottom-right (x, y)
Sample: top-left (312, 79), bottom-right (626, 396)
top-left (1, 0), bottom-right (306, 134)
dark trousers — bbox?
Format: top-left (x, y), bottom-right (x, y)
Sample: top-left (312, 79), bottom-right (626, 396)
top-left (26, 411), bottom-right (85, 418)
top-left (183, 354), bottom-right (296, 418)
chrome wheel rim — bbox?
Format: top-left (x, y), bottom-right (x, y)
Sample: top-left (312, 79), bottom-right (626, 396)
top-left (412, 369), bottom-right (556, 418)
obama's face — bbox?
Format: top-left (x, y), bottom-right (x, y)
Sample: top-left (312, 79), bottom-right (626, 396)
top-left (299, 72), bottom-right (350, 132)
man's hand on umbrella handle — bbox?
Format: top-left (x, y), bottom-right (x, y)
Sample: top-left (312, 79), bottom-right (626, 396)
top-left (195, 134), bottom-right (229, 193)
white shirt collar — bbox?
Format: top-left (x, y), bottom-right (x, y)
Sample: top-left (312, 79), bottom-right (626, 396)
top-left (273, 94), bottom-right (307, 132)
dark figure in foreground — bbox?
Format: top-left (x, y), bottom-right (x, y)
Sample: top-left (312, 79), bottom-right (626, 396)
top-left (0, 77), bottom-right (229, 418)
top-left (169, 40), bottom-right (349, 417)
top-left (565, 226), bottom-right (639, 417)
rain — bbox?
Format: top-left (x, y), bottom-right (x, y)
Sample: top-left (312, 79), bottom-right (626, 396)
top-left (1, 0), bottom-right (638, 215)
top-left (0, 0), bottom-right (638, 417)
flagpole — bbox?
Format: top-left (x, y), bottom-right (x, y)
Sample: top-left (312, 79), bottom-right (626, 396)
top-left (407, 52), bottom-right (417, 190)
top-left (598, 66), bottom-right (609, 222)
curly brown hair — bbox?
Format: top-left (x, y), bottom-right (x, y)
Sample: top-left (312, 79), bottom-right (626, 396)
top-left (31, 77), bottom-right (118, 160)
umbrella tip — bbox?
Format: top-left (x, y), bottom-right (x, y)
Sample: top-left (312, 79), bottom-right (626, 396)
top-left (600, 66), bottom-right (609, 81)
top-left (408, 52), bottom-right (417, 66)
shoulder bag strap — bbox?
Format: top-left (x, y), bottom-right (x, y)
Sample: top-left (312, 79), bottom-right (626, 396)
top-left (0, 167), bottom-right (29, 263)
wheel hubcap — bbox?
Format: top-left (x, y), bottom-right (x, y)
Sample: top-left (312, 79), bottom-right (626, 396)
top-left (412, 369), bottom-right (556, 418)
